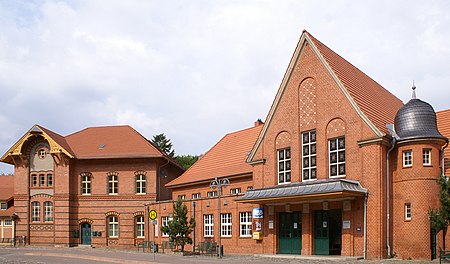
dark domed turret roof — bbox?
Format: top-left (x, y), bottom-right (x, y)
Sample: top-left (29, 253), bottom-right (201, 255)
top-left (394, 96), bottom-right (445, 141)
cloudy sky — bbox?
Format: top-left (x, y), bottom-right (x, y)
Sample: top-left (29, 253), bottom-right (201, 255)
top-left (1, 1), bottom-right (449, 173)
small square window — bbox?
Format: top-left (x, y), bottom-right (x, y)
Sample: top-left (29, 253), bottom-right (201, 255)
top-left (178, 195), bottom-right (186, 200)
top-left (403, 150), bottom-right (413, 167)
top-left (230, 188), bottom-right (241, 195)
top-left (0, 203), bottom-right (7, 210)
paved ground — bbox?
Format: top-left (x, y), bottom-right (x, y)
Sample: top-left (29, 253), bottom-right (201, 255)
top-left (0, 246), bottom-right (439, 264)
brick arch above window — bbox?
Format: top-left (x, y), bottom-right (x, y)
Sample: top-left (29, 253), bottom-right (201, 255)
top-left (80, 172), bottom-right (93, 178)
top-left (107, 171), bottom-right (119, 177)
top-left (105, 211), bottom-right (120, 217)
top-left (134, 170), bottom-right (147, 176)
top-left (326, 118), bottom-right (347, 138)
top-left (78, 218), bottom-right (93, 224)
top-left (275, 131), bottom-right (292, 149)
top-left (133, 211), bottom-right (145, 217)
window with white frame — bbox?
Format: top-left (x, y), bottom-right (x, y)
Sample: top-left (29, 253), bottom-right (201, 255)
top-left (423, 149), bottom-right (431, 166)
top-left (221, 213), bottom-right (232, 237)
top-left (108, 216), bottom-right (119, 238)
top-left (44, 201), bottom-right (53, 222)
top-left (192, 193), bottom-right (201, 199)
top-left (81, 173), bottom-right (91, 195)
top-left (207, 191), bottom-right (217, 198)
top-left (31, 202), bottom-right (40, 222)
top-left (278, 148), bottom-right (291, 184)
top-left (0, 202), bottom-right (6, 210)
top-left (204, 214), bottom-right (214, 237)
top-left (3, 219), bottom-right (12, 226)
top-left (178, 195), bottom-right (186, 200)
top-left (161, 216), bottom-right (169, 237)
top-left (239, 212), bottom-right (252, 237)
top-left (136, 216), bottom-right (145, 238)
top-left (403, 150), bottom-right (413, 167)
top-left (47, 174), bottom-right (53, 187)
top-left (302, 130), bottom-right (317, 181)
top-left (329, 137), bottom-right (346, 177)
top-left (230, 188), bottom-right (241, 195)
top-left (405, 203), bottom-right (412, 220)
top-left (135, 173), bottom-right (146, 194)
top-left (108, 173), bottom-right (118, 195)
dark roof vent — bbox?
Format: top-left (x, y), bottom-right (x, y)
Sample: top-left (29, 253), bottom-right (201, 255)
top-left (394, 86), bottom-right (445, 141)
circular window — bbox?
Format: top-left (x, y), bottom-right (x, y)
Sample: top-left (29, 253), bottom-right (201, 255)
top-left (38, 149), bottom-right (47, 159)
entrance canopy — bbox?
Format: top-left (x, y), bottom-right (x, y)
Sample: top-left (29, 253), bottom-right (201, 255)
top-left (236, 179), bottom-right (367, 204)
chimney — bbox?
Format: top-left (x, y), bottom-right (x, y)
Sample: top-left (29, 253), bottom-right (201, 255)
top-left (254, 119), bottom-right (264, 127)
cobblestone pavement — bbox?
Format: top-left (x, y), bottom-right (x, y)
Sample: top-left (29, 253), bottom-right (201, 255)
top-left (0, 247), bottom-right (439, 264)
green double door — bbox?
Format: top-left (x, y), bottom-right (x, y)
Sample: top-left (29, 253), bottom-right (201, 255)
top-left (314, 210), bottom-right (342, 255)
top-left (81, 223), bottom-right (91, 245)
top-left (278, 212), bottom-right (302, 254)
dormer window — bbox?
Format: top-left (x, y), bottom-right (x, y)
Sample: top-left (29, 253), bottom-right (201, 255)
top-left (0, 202), bottom-right (6, 210)
top-left (403, 150), bottom-right (413, 167)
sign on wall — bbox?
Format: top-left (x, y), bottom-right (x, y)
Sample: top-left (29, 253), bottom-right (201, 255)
top-left (252, 208), bottom-right (264, 219)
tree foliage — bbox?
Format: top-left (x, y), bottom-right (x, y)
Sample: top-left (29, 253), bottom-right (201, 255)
top-left (160, 198), bottom-right (195, 252)
top-left (151, 133), bottom-right (175, 158)
top-left (175, 155), bottom-right (199, 170)
top-left (430, 175), bottom-right (450, 247)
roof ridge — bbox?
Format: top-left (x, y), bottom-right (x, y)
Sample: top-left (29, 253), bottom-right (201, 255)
top-left (65, 125), bottom-right (132, 137)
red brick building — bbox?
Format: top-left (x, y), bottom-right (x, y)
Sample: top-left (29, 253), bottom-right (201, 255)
top-left (0, 175), bottom-right (15, 244)
top-left (149, 30), bottom-right (449, 260)
top-left (0, 125), bottom-right (184, 247)
top-left (2, 30), bottom-right (450, 260)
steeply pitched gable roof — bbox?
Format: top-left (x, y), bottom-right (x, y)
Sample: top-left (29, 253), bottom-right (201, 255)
top-left (166, 125), bottom-right (263, 187)
top-left (247, 30), bottom-right (403, 163)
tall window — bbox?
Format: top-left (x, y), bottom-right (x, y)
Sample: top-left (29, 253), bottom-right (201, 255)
top-left (135, 173), bottom-right (146, 194)
top-left (136, 216), bottom-right (145, 238)
top-left (39, 174), bottom-right (45, 186)
top-left (44, 202), bottom-right (53, 222)
top-left (329, 137), bottom-right (346, 177)
top-left (240, 212), bottom-right (252, 237)
top-left (108, 216), bottom-right (119, 238)
top-left (302, 130), bottom-right (317, 181)
top-left (31, 174), bottom-right (37, 187)
top-left (81, 173), bottom-right (91, 195)
top-left (161, 216), bottom-right (169, 237)
top-left (278, 148), bottom-right (291, 184)
top-left (423, 149), bottom-right (431, 166)
top-left (403, 150), bottom-right (413, 167)
top-left (221, 213), bottom-right (232, 237)
top-left (31, 202), bottom-right (40, 222)
top-left (405, 203), bottom-right (412, 221)
top-left (108, 173), bottom-right (118, 195)
top-left (204, 214), bottom-right (214, 237)
top-left (47, 174), bottom-right (53, 187)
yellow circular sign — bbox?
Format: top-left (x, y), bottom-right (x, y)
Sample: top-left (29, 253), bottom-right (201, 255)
top-left (149, 209), bottom-right (157, 220)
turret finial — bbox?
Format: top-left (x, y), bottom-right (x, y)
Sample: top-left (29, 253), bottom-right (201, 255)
top-left (412, 81), bottom-right (416, 99)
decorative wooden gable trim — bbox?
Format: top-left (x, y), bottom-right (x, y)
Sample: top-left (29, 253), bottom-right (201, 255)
top-left (247, 31), bottom-right (382, 164)
top-left (1, 124), bottom-right (73, 165)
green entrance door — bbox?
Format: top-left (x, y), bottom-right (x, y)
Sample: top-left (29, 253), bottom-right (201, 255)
top-left (278, 212), bottom-right (302, 254)
top-left (314, 210), bottom-right (342, 255)
top-left (81, 223), bottom-right (91, 245)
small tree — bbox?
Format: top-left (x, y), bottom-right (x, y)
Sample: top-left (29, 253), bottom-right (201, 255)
top-left (151, 133), bottom-right (175, 157)
top-left (430, 175), bottom-right (450, 249)
top-left (160, 198), bottom-right (195, 252)
top-left (175, 155), bottom-right (199, 170)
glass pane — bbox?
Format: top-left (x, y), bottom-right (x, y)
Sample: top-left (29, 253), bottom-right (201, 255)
top-left (330, 165), bottom-right (337, 176)
top-left (338, 151), bottom-right (345, 162)
top-left (279, 173), bottom-right (284, 183)
top-left (311, 144), bottom-right (316, 154)
top-left (303, 133), bottom-right (309, 143)
top-left (311, 131), bottom-right (316, 142)
top-left (303, 146), bottom-right (309, 155)
top-left (279, 150), bottom-right (284, 159)
top-left (286, 160), bottom-right (291, 170)
top-left (285, 149), bottom-right (291, 159)
top-left (279, 162), bottom-right (284, 171)
top-left (311, 168), bottom-right (317, 179)
top-left (303, 170), bottom-right (309, 180)
top-left (303, 157), bottom-right (309, 167)
top-left (330, 140), bottom-right (337, 151)
top-left (339, 164), bottom-right (346, 175)
top-left (338, 138), bottom-right (345, 148)
top-left (330, 152), bottom-right (337, 163)
top-left (285, 172), bottom-right (291, 182)
top-left (311, 156), bottom-right (316, 166)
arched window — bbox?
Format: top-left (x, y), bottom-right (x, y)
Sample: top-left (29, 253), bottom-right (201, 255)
top-left (31, 202), bottom-right (40, 222)
top-left (135, 171), bottom-right (146, 194)
top-left (80, 173), bottom-right (92, 195)
top-left (107, 172), bottom-right (118, 195)
top-left (108, 216), bottom-right (119, 238)
top-left (44, 201), bottom-right (53, 222)
top-left (136, 216), bottom-right (145, 238)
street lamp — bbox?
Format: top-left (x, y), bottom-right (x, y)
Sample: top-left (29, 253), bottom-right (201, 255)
top-left (209, 177), bottom-right (229, 259)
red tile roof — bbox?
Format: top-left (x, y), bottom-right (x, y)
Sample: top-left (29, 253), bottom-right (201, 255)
top-left (65, 125), bottom-right (164, 159)
top-left (305, 31), bottom-right (404, 135)
top-left (437, 109), bottom-right (450, 175)
top-left (0, 175), bottom-right (14, 201)
top-left (166, 124), bottom-right (263, 187)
